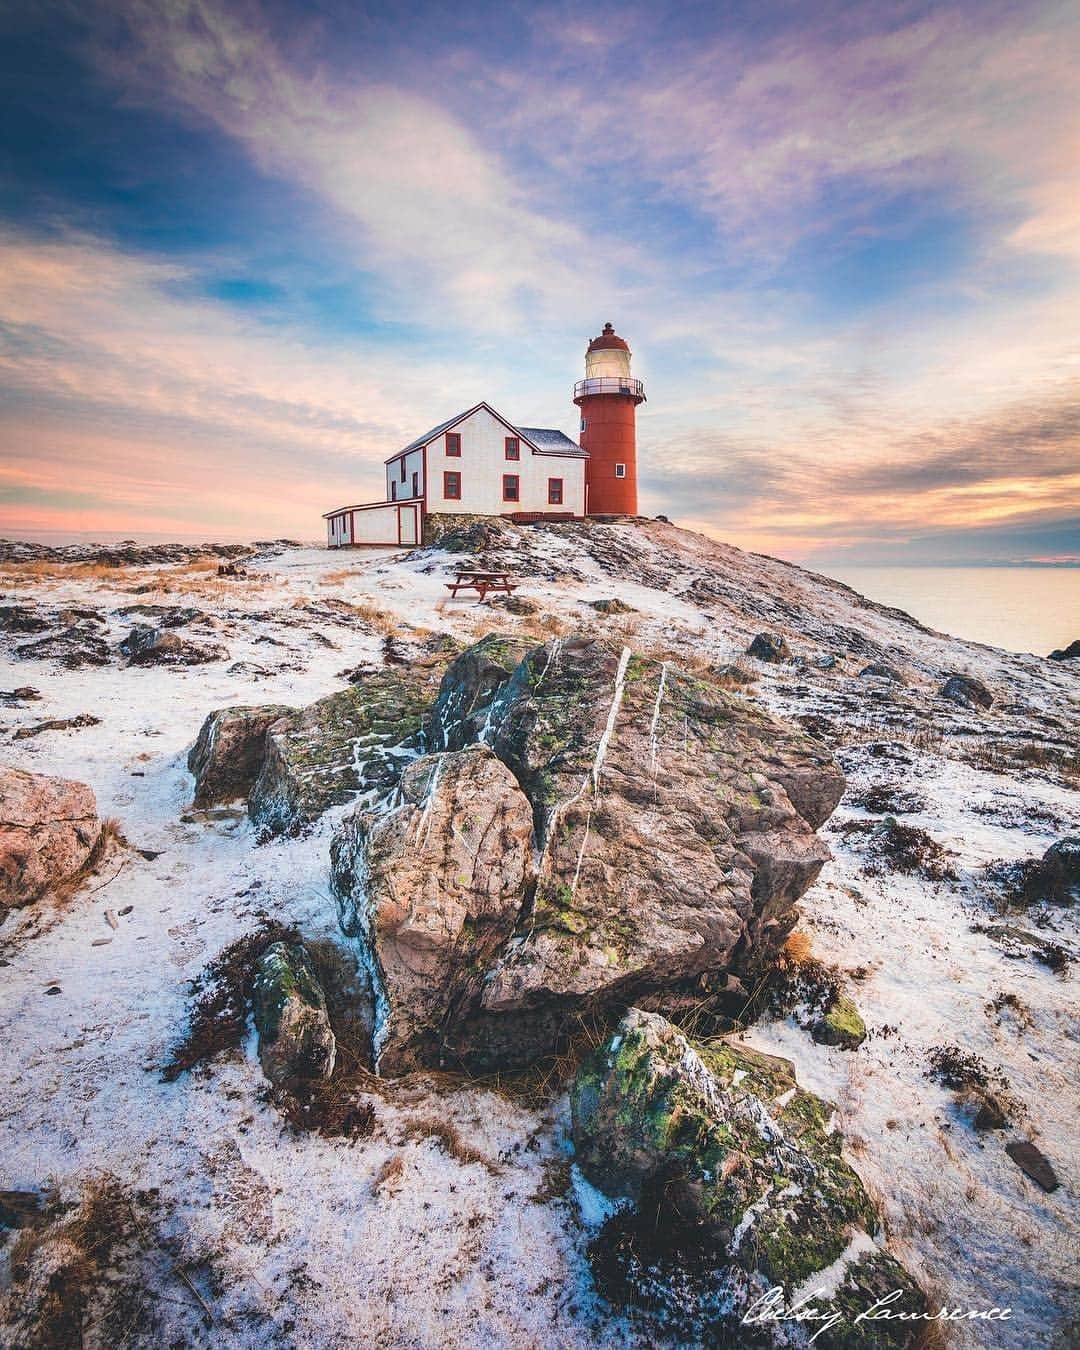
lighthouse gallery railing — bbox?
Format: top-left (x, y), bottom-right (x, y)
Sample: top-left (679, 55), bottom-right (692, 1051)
top-left (573, 377), bottom-right (646, 401)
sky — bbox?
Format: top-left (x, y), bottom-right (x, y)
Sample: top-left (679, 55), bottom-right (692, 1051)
top-left (0, 0), bottom-right (1077, 565)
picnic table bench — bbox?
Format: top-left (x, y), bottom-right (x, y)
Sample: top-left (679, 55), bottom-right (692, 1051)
top-left (444, 568), bottom-right (518, 602)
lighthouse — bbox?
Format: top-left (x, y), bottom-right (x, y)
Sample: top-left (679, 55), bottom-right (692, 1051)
top-left (574, 322), bottom-right (645, 515)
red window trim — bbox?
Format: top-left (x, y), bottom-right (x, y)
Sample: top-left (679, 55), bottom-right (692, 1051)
top-left (443, 470), bottom-right (461, 500)
top-left (502, 473), bottom-right (520, 502)
top-left (504, 436), bottom-right (520, 460)
top-left (548, 477), bottom-right (564, 505)
top-left (445, 432), bottom-right (461, 456)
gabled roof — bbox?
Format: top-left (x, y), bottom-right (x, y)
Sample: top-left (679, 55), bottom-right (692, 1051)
top-left (387, 406), bottom-right (476, 462)
top-left (384, 401), bottom-right (586, 463)
top-left (515, 427), bottom-right (587, 457)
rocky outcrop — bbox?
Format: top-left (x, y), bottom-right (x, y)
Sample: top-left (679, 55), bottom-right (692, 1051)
top-left (252, 942), bottom-right (336, 1086)
top-left (941, 673), bottom-right (993, 709)
top-left (426, 634), bottom-right (534, 751)
top-left (0, 769), bottom-right (100, 912)
top-left (249, 665), bottom-right (442, 837)
top-left (187, 705), bottom-right (293, 808)
top-left (16, 627), bottom-right (111, 669)
top-left (572, 1009), bottom-right (926, 1345)
top-left (332, 747), bottom-right (534, 1073)
top-left (331, 635), bottom-right (845, 1071)
top-left (859, 662), bottom-right (907, 684)
top-left (747, 631), bottom-right (791, 663)
top-left (115, 604), bottom-right (204, 628)
top-left (1048, 639), bottom-right (1079, 661)
top-left (0, 606), bottom-right (49, 634)
top-left (12, 716), bottom-right (100, 742)
top-left (589, 598), bottom-right (635, 615)
top-left (120, 625), bottom-right (228, 667)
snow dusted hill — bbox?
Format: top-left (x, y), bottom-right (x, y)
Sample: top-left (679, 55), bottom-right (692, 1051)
top-left (0, 519), bottom-right (1076, 1348)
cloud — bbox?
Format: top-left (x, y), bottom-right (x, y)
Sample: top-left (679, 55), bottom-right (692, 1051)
top-left (644, 381), bottom-right (1079, 561)
top-left (87, 0), bottom-right (623, 334)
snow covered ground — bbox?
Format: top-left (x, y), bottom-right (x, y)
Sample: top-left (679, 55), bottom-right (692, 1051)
top-left (0, 522), bottom-right (1076, 1347)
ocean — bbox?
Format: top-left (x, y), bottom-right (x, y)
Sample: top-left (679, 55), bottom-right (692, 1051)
top-left (820, 566), bottom-right (1079, 657)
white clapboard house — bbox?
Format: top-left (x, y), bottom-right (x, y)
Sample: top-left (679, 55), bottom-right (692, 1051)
top-left (324, 401), bottom-right (587, 547)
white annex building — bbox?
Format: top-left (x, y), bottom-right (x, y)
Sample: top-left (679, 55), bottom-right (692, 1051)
top-left (324, 401), bottom-right (587, 548)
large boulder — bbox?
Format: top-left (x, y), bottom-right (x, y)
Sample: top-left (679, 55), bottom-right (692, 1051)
top-left (249, 664), bottom-right (443, 837)
top-left (940, 673), bottom-right (992, 709)
top-left (0, 769), bottom-right (100, 912)
top-left (187, 704), bottom-right (293, 808)
top-left (1048, 639), bottom-right (1079, 661)
top-left (332, 746), bottom-right (534, 1073)
top-left (120, 625), bottom-right (228, 667)
top-left (252, 942), bottom-right (336, 1086)
top-left (331, 635), bottom-right (845, 1070)
top-left (747, 631), bottom-right (791, 663)
top-left (482, 640), bottom-right (843, 1018)
top-left (572, 1009), bottom-right (926, 1345)
top-left (859, 662), bottom-right (907, 685)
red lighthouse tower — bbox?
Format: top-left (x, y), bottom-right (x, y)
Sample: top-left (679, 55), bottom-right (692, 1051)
top-left (573, 322), bottom-right (645, 516)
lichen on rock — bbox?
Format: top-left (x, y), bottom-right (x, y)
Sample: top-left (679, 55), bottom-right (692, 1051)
top-left (249, 663), bottom-right (443, 837)
top-left (572, 1009), bottom-right (926, 1346)
top-left (329, 633), bottom-right (847, 1071)
top-left (252, 941), bottom-right (336, 1087)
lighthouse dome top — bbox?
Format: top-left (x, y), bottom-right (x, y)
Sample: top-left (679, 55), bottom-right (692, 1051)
top-left (587, 322), bottom-right (630, 353)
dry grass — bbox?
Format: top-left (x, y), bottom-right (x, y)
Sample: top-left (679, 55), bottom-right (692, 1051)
top-left (303, 595), bottom-right (399, 634)
top-left (963, 737), bottom-right (1079, 786)
top-left (782, 929), bottom-right (814, 964)
top-left (401, 1115), bottom-right (499, 1171)
top-left (372, 1154), bottom-right (406, 1194)
top-left (484, 1007), bottom-right (613, 1107)
top-left (47, 816), bottom-right (127, 908)
top-left (0, 561), bottom-right (129, 583)
top-left (4, 1176), bottom-right (154, 1349)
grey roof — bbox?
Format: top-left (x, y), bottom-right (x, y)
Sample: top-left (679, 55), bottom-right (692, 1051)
top-left (515, 426), bottom-right (587, 456)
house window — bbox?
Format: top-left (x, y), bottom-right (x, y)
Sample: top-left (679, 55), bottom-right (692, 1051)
top-left (615, 463), bottom-right (626, 479)
top-left (548, 478), bottom-right (563, 505)
top-left (502, 474), bottom-right (520, 503)
top-left (399, 459), bottom-right (406, 481)
top-left (443, 471), bottom-right (461, 500)
top-left (504, 437), bottom-right (520, 460)
top-left (411, 471), bottom-right (419, 498)
top-left (445, 432), bottom-right (461, 456)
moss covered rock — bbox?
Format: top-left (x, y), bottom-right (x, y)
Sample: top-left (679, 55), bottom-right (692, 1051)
top-left (252, 942), bottom-right (335, 1087)
top-left (813, 995), bottom-right (868, 1050)
top-left (572, 1009), bottom-right (926, 1346)
top-left (249, 664), bottom-right (444, 837)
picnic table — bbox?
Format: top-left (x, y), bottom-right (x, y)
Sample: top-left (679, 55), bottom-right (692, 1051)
top-left (444, 568), bottom-right (518, 602)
